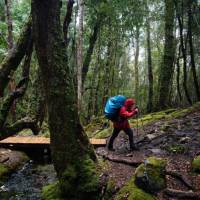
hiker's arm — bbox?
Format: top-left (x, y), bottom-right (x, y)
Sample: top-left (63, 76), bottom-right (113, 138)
top-left (120, 107), bottom-right (138, 118)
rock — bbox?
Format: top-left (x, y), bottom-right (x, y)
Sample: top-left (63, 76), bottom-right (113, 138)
top-left (146, 134), bottom-right (157, 140)
top-left (179, 137), bottom-right (191, 144)
top-left (115, 176), bottom-right (156, 200)
top-left (192, 155), bottom-right (200, 173)
top-left (134, 157), bottom-right (167, 194)
top-left (0, 148), bottom-right (29, 183)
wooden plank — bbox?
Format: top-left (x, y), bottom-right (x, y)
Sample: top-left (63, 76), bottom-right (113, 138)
top-left (0, 136), bottom-right (107, 147)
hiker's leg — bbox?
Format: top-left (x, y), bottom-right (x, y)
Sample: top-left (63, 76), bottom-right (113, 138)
top-left (108, 128), bottom-right (120, 149)
top-left (124, 128), bottom-right (136, 150)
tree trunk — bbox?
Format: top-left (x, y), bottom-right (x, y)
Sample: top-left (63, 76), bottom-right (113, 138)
top-left (174, 0), bottom-right (192, 105)
top-left (32, 0), bottom-right (99, 199)
top-left (134, 25), bottom-right (140, 102)
top-left (4, 0), bottom-right (13, 50)
top-left (176, 45), bottom-right (182, 101)
top-left (4, 0), bottom-right (17, 121)
top-left (187, 0), bottom-right (200, 101)
top-left (157, 0), bottom-right (175, 109)
top-left (0, 17), bottom-right (32, 97)
top-left (82, 18), bottom-right (101, 86)
top-left (77, 0), bottom-right (84, 111)
top-left (146, 3), bottom-right (153, 113)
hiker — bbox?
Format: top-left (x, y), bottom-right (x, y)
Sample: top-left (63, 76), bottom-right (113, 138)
top-left (107, 98), bottom-right (139, 151)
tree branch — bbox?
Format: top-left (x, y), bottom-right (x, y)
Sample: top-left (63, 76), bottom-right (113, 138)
top-left (0, 117), bottom-right (39, 140)
top-left (63, 0), bottom-right (74, 45)
top-left (0, 16), bottom-right (32, 97)
top-left (0, 41), bottom-right (33, 128)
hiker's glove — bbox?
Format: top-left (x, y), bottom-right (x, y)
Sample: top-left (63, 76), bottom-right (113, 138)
top-left (135, 108), bottom-right (139, 114)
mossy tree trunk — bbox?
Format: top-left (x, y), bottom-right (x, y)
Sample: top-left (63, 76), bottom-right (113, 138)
top-left (32, 0), bottom-right (99, 199)
top-left (146, 2), bottom-right (153, 113)
top-left (157, 0), bottom-right (175, 110)
top-left (187, 0), bottom-right (200, 101)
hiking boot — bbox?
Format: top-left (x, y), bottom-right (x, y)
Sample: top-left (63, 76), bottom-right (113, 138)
top-left (108, 147), bottom-right (115, 151)
top-left (130, 145), bottom-right (139, 151)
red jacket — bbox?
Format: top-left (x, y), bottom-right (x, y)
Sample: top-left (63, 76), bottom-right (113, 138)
top-left (113, 99), bottom-right (138, 129)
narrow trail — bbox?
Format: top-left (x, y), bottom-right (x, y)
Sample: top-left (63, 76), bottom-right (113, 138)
top-left (96, 108), bottom-right (200, 200)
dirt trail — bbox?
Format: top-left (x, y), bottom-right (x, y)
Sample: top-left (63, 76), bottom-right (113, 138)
top-left (96, 108), bottom-right (200, 200)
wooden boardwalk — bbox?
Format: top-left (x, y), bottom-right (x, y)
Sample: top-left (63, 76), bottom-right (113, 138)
top-left (0, 136), bottom-right (107, 148)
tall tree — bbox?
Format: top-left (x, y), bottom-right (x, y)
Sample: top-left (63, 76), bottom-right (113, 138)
top-left (134, 24), bottom-right (140, 102)
top-left (157, 0), bottom-right (175, 109)
top-left (174, 0), bottom-right (192, 105)
top-left (77, 0), bottom-right (84, 111)
top-left (4, 0), bottom-right (13, 49)
top-left (187, 0), bottom-right (200, 101)
top-left (146, 1), bottom-right (153, 112)
top-left (32, 0), bottom-right (99, 199)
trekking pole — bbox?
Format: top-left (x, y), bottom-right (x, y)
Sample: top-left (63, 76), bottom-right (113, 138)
top-left (136, 113), bottom-right (139, 136)
top-left (138, 111), bottom-right (146, 135)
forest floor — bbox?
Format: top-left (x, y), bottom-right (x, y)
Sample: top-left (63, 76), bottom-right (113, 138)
top-left (96, 106), bottom-right (200, 200)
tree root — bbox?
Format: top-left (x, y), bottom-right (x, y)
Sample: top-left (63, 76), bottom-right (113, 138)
top-left (164, 188), bottom-right (200, 199)
top-left (165, 170), bottom-right (193, 190)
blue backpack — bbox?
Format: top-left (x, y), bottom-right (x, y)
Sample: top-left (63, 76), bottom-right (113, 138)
top-left (104, 95), bottom-right (126, 121)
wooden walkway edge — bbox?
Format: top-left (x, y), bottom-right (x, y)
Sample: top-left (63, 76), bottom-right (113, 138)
top-left (0, 136), bottom-right (107, 148)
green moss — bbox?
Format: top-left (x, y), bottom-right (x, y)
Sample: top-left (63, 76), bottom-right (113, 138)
top-left (94, 127), bottom-right (112, 139)
top-left (58, 155), bottom-right (100, 200)
top-left (192, 155), bottom-right (200, 173)
top-left (134, 157), bottom-right (167, 194)
top-left (0, 164), bottom-right (10, 183)
top-left (165, 144), bottom-right (187, 154)
top-left (116, 177), bottom-right (155, 200)
top-left (42, 182), bottom-right (61, 200)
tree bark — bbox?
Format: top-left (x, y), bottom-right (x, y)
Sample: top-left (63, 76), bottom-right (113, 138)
top-left (82, 17), bottom-right (101, 87)
top-left (174, 0), bottom-right (192, 105)
top-left (0, 17), bottom-right (32, 97)
top-left (134, 25), bottom-right (140, 102)
top-left (187, 0), bottom-right (200, 101)
top-left (32, 0), bottom-right (99, 198)
top-left (157, 0), bottom-right (175, 109)
top-left (176, 45), bottom-right (182, 101)
top-left (4, 0), bottom-right (13, 50)
top-left (63, 0), bottom-right (74, 45)
top-left (146, 3), bottom-right (153, 113)
top-left (77, 0), bottom-right (84, 111)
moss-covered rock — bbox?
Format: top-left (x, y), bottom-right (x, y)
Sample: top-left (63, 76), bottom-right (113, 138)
top-left (42, 182), bottom-right (61, 200)
top-left (0, 148), bottom-right (29, 184)
top-left (134, 157), bottom-right (167, 194)
top-left (192, 155), bottom-right (200, 173)
top-left (115, 177), bottom-right (155, 200)
top-left (0, 163), bottom-right (10, 184)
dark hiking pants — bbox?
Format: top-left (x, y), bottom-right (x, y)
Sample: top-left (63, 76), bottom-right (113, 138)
top-left (108, 128), bottom-right (134, 149)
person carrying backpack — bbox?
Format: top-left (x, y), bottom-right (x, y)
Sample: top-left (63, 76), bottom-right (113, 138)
top-left (106, 98), bottom-right (139, 151)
